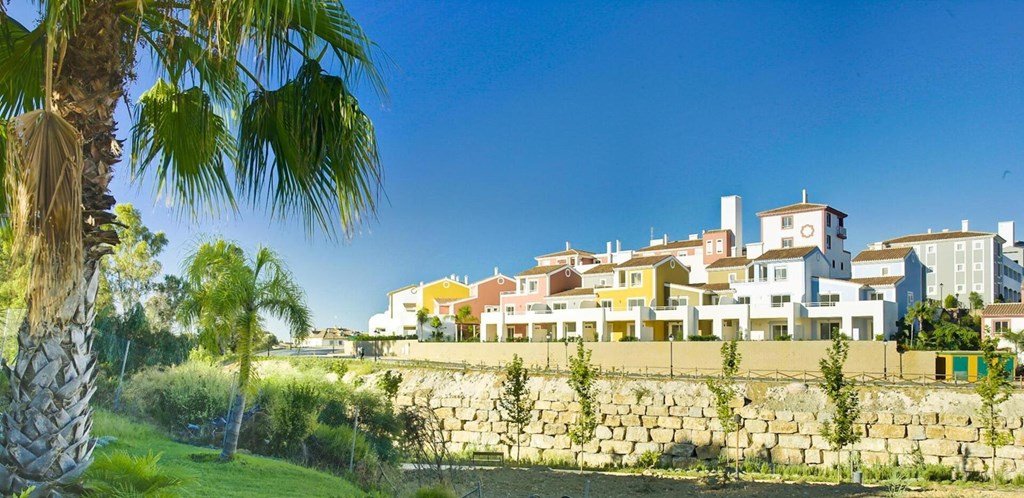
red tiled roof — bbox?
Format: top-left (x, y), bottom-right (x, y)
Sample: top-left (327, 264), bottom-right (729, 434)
top-left (706, 257), bottom-right (750, 270)
top-left (535, 248), bottom-right (596, 259)
top-left (848, 276), bottom-right (903, 286)
top-left (516, 265), bottom-right (566, 276)
top-left (754, 246), bottom-right (816, 262)
top-left (853, 247), bottom-right (912, 263)
top-left (982, 303), bottom-right (1024, 316)
top-left (883, 231), bottom-right (994, 245)
top-left (548, 288), bottom-right (596, 298)
top-left (583, 264), bottom-right (616, 275)
top-left (757, 202), bottom-right (847, 218)
top-left (636, 239), bottom-right (703, 252)
top-left (616, 256), bottom-right (673, 268)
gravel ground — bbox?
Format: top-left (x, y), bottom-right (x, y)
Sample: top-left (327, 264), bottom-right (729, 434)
top-left (403, 467), bottom-right (1022, 498)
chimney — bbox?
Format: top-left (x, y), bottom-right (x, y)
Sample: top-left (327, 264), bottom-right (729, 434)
top-left (942, 229), bottom-right (949, 233)
top-left (606, 241), bottom-right (612, 254)
top-left (688, 233), bottom-right (698, 240)
top-left (493, 266), bottom-right (499, 276)
top-left (616, 240), bottom-right (621, 252)
top-left (720, 195), bottom-right (743, 254)
top-left (802, 189), bottom-right (808, 203)
top-left (961, 219), bottom-right (969, 232)
top-left (663, 234), bottom-right (668, 244)
top-left (464, 275), bottom-right (468, 284)
top-left (927, 228), bottom-right (932, 234)
top-left (419, 281), bottom-right (424, 287)
top-left (565, 241), bottom-right (571, 251)
top-left (998, 221), bottom-right (1016, 247)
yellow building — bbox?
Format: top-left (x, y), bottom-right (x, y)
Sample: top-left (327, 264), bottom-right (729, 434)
top-left (706, 256), bottom-right (751, 285)
top-left (420, 278), bottom-right (471, 314)
top-left (596, 255), bottom-right (690, 341)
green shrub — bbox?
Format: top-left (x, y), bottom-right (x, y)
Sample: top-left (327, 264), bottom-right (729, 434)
top-left (83, 450), bottom-right (186, 497)
top-left (264, 380), bottom-right (324, 458)
top-left (688, 335), bottom-right (720, 341)
top-left (414, 484), bottom-right (456, 498)
top-left (619, 335), bottom-right (639, 342)
top-left (318, 386), bottom-right (402, 463)
top-left (636, 449), bottom-right (660, 469)
top-left (122, 362), bottom-right (232, 431)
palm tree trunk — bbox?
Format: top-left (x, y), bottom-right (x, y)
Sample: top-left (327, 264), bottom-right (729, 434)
top-left (0, 2), bottom-right (122, 494)
top-left (220, 391), bottom-right (247, 460)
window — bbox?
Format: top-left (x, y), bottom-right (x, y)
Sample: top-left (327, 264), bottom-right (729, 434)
top-left (728, 273), bottom-right (736, 283)
top-left (973, 283), bottom-right (983, 292)
top-left (627, 298), bottom-right (646, 310)
top-left (995, 321), bottom-right (1010, 333)
top-left (826, 213), bottom-right (832, 227)
top-left (819, 322), bottom-right (837, 340)
top-left (974, 240), bottom-right (984, 250)
top-left (782, 237), bottom-right (794, 248)
top-left (668, 297), bottom-right (688, 308)
top-left (552, 302), bottom-right (567, 310)
top-left (868, 292), bottom-right (884, 301)
top-left (771, 324), bottom-right (789, 339)
top-left (956, 284), bottom-right (965, 293)
top-left (907, 291), bottom-right (914, 305)
top-left (706, 240), bottom-right (713, 255)
top-left (974, 262), bottom-right (983, 271)
top-left (629, 271), bottom-right (643, 287)
top-left (927, 285), bottom-right (936, 295)
top-left (881, 267), bottom-right (889, 276)
top-left (955, 242), bottom-right (965, 251)
top-left (505, 305), bottom-right (516, 315)
top-left (771, 295), bottom-right (791, 307)
top-left (716, 239), bottom-right (724, 254)
top-left (955, 264), bottom-right (965, 272)
top-left (819, 293), bottom-right (840, 306)
top-left (598, 278), bottom-right (607, 287)
top-left (926, 245), bottom-right (936, 254)
top-left (506, 326), bottom-right (515, 337)
top-left (600, 300), bottom-right (612, 309)
top-left (774, 267), bottom-right (788, 281)
top-left (832, 260), bottom-right (836, 269)
top-left (782, 216), bottom-right (794, 229)
top-left (484, 305), bottom-right (499, 313)
top-left (826, 235), bottom-right (832, 250)
top-left (735, 296), bottom-right (750, 304)
top-left (527, 280), bottom-right (538, 293)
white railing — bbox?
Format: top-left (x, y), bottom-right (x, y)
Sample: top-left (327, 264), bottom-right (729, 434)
top-left (770, 302), bottom-right (790, 308)
top-left (651, 306), bottom-right (680, 311)
top-left (804, 301), bottom-right (838, 307)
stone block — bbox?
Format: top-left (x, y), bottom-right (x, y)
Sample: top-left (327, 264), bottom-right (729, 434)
top-left (794, 412), bottom-right (815, 423)
top-left (633, 442), bottom-right (663, 457)
top-left (775, 410), bottom-right (794, 422)
top-left (869, 424), bottom-right (906, 439)
top-left (550, 401), bottom-right (567, 411)
top-left (668, 442), bottom-right (696, 457)
top-left (581, 452), bottom-right (617, 468)
top-left (696, 444), bottom-right (724, 460)
top-left (611, 393), bottom-right (631, 405)
top-left (920, 412), bottom-right (939, 425)
top-left (525, 421), bottom-right (544, 434)
top-left (613, 427), bottom-right (625, 440)
top-left (691, 430), bottom-right (713, 447)
top-left (920, 439), bottom-right (960, 456)
top-left (642, 416), bottom-right (658, 428)
top-left (860, 451), bottom-right (891, 465)
top-left (451, 431), bottom-right (480, 444)
top-left (962, 443), bottom-right (993, 458)
top-left (804, 449), bottom-right (822, 464)
top-left (647, 406), bottom-right (669, 416)
top-left (778, 434), bottom-right (812, 449)
top-left (625, 426), bottom-right (650, 443)
top-left (544, 449), bottom-right (576, 463)
top-left (745, 420), bottom-right (767, 433)
top-left (658, 416), bottom-right (683, 429)
top-left (688, 406), bottom-right (704, 417)
top-left (669, 406), bottom-right (687, 416)
top-left (893, 413), bottom-right (912, 425)
top-left (531, 434), bottom-right (554, 449)
top-left (479, 432), bottom-right (501, 446)
top-left (940, 413), bottom-right (971, 426)
top-left (433, 407), bottom-right (454, 419)
top-left (651, 428), bottom-right (675, 443)
top-left (621, 414), bottom-right (641, 427)
top-left (798, 422), bottom-right (821, 435)
top-left (443, 419), bottom-right (462, 431)
top-left (603, 414), bottom-right (621, 427)
top-left (684, 418), bottom-right (707, 430)
top-left (907, 425), bottom-right (926, 440)
top-left (925, 426), bottom-right (945, 439)
top-left (768, 420), bottom-right (798, 434)
top-left (492, 421), bottom-right (508, 433)
top-left (441, 397), bottom-right (461, 408)
top-left (599, 439), bottom-right (633, 455)
top-left (759, 409), bottom-right (776, 421)
top-left (810, 435), bottom-right (830, 450)
top-left (993, 458), bottom-right (1018, 474)
top-left (544, 423), bottom-right (567, 435)
top-left (395, 395), bottom-right (413, 406)
top-left (876, 412), bottom-right (893, 424)
top-left (463, 421), bottom-right (489, 432)
top-left (535, 400), bottom-right (551, 410)
top-left (886, 438), bottom-right (916, 455)
top-left (944, 426), bottom-right (978, 442)
top-left (617, 405), bottom-right (630, 415)
top-left (631, 405), bottom-right (646, 416)
top-left (541, 410), bottom-right (558, 423)
top-left (770, 446), bottom-right (803, 465)
top-left (553, 434), bottom-right (572, 449)
top-left (853, 437), bottom-right (886, 453)
top-left (965, 457), bottom-right (987, 473)
top-left (600, 404), bottom-right (618, 415)
top-left (751, 432), bottom-right (777, 449)
top-left (595, 425), bottom-right (613, 440)
top-left (996, 445), bottom-right (1024, 460)
top-left (455, 407), bottom-right (476, 421)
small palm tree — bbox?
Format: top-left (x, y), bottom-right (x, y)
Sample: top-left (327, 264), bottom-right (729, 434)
top-left (181, 240), bottom-right (311, 460)
top-left (905, 300), bottom-right (936, 346)
top-left (0, 1), bottom-right (383, 492)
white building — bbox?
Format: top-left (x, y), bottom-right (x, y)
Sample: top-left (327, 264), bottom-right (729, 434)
top-left (753, 190), bottom-right (851, 279)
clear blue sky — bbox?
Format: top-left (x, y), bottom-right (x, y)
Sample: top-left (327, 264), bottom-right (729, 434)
top-left (8, 1), bottom-right (1024, 337)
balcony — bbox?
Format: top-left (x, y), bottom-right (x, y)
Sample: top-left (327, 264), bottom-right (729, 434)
top-left (837, 226), bottom-right (847, 239)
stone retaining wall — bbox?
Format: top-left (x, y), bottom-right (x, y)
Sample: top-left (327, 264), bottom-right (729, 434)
top-left (388, 369), bottom-right (1024, 474)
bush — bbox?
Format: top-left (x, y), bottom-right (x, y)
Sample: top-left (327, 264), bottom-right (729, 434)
top-left (83, 451), bottom-right (187, 497)
top-left (263, 380), bottom-right (324, 458)
top-left (775, 333), bottom-right (792, 341)
top-left (414, 485), bottom-right (456, 498)
top-left (688, 335), bottom-right (720, 341)
top-left (636, 449), bottom-right (660, 469)
top-left (619, 335), bottom-right (639, 342)
top-left (122, 362), bottom-right (232, 432)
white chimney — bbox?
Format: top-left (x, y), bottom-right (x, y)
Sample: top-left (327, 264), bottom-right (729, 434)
top-left (606, 241), bottom-right (612, 254)
top-left (419, 281), bottom-right (424, 286)
top-left (942, 229), bottom-right (949, 233)
top-left (616, 240), bottom-right (621, 252)
top-left (464, 275), bottom-right (468, 284)
top-left (720, 195), bottom-right (743, 254)
top-left (961, 219), bottom-right (969, 232)
top-left (663, 234), bottom-right (668, 244)
top-left (927, 228), bottom-right (932, 234)
top-left (688, 233), bottom-right (698, 241)
top-left (565, 241), bottom-right (571, 251)
top-left (998, 221), bottom-right (1016, 247)
top-left (802, 189), bottom-right (808, 203)
top-left (493, 266), bottom-right (499, 276)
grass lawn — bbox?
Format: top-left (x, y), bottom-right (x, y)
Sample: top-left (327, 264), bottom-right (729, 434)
top-left (91, 411), bottom-right (365, 497)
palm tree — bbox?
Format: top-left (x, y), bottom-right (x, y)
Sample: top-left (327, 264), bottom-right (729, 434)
top-left (181, 240), bottom-right (311, 460)
top-left (0, 1), bottom-right (383, 493)
top-left (905, 300), bottom-right (936, 346)
top-left (456, 304), bottom-right (475, 341)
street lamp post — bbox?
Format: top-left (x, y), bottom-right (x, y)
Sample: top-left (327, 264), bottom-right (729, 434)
top-left (669, 333), bottom-right (675, 377)
top-left (883, 339), bottom-right (888, 380)
top-left (546, 331), bottom-right (552, 370)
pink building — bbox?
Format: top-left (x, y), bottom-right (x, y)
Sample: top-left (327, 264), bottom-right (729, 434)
top-left (438, 273), bottom-right (517, 319)
top-left (499, 264), bottom-right (583, 338)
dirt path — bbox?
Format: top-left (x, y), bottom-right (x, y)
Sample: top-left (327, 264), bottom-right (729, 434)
top-left (403, 467), bottom-right (1020, 498)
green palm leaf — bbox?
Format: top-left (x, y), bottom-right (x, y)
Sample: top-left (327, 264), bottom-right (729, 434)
top-left (0, 15), bottom-right (45, 118)
top-left (130, 79), bottom-right (237, 219)
top-left (238, 60), bottom-right (381, 237)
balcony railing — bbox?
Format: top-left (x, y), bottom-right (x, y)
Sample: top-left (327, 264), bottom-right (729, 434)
top-left (770, 302), bottom-right (791, 308)
top-left (804, 301), bottom-right (838, 307)
top-left (651, 306), bottom-right (681, 311)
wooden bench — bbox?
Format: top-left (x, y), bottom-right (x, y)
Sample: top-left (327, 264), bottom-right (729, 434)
top-left (470, 451), bottom-right (504, 466)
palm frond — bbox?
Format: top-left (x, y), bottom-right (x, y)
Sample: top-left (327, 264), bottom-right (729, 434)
top-left (4, 109), bottom-right (83, 332)
top-left (238, 60), bottom-right (382, 238)
top-left (131, 79), bottom-right (237, 219)
top-left (252, 246), bottom-right (311, 336)
top-left (0, 15), bottom-right (45, 118)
